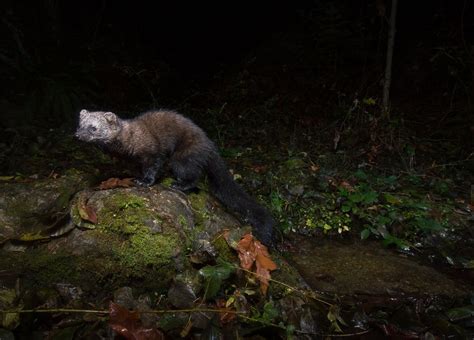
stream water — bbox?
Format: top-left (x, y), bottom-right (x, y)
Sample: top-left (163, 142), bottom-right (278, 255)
top-left (284, 235), bottom-right (473, 337)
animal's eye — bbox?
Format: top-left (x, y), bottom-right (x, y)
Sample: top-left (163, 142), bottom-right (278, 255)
top-left (88, 126), bottom-right (97, 132)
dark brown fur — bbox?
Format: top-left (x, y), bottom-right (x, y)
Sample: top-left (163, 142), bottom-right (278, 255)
top-left (76, 109), bottom-right (274, 245)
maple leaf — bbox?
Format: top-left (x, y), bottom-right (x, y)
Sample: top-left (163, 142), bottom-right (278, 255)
top-left (236, 233), bottom-right (256, 270)
top-left (235, 234), bottom-right (277, 295)
top-left (109, 301), bottom-right (164, 340)
top-left (98, 177), bottom-right (135, 190)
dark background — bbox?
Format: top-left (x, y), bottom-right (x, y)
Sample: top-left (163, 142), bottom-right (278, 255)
top-left (1, 0), bottom-right (473, 154)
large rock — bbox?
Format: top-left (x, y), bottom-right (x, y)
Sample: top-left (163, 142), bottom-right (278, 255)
top-left (0, 177), bottom-right (314, 337)
top-left (0, 170), bottom-right (91, 243)
top-left (0, 180), bottom-right (242, 294)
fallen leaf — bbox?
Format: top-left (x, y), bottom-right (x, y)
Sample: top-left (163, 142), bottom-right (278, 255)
top-left (77, 196), bottom-right (97, 224)
top-left (179, 319), bottom-right (193, 337)
top-left (339, 181), bottom-right (354, 191)
top-left (235, 233), bottom-right (277, 295)
top-left (109, 301), bottom-right (164, 340)
top-left (250, 165), bottom-right (268, 173)
top-left (216, 298), bottom-right (236, 324)
top-left (255, 242), bottom-right (278, 295)
top-left (98, 177), bottom-right (135, 190)
top-left (236, 233), bottom-right (256, 270)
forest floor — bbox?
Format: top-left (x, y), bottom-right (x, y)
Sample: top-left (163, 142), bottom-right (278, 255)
top-left (1, 94), bottom-right (473, 337)
top-left (1, 33), bottom-right (473, 336)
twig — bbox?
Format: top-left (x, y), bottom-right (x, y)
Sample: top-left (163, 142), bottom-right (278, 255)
top-left (0, 308), bottom-right (246, 315)
top-left (235, 265), bottom-right (334, 307)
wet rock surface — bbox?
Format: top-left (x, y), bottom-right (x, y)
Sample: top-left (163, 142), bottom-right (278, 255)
top-left (286, 235), bottom-right (471, 297)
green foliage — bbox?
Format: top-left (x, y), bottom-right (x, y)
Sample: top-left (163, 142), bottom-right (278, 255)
top-left (338, 170), bottom-right (454, 250)
top-left (270, 191), bottom-right (285, 215)
top-left (250, 300), bottom-right (279, 325)
top-left (266, 155), bottom-right (353, 235)
top-left (199, 260), bottom-right (235, 300)
top-left (219, 131), bottom-right (472, 261)
top-left (446, 304), bottom-right (474, 322)
top-left (264, 152), bottom-right (459, 251)
top-left (327, 305), bottom-right (347, 333)
top-left (270, 191), bottom-right (351, 234)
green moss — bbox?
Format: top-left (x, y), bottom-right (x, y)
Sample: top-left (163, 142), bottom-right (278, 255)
top-left (161, 177), bottom-right (174, 187)
top-left (212, 235), bottom-right (237, 264)
top-left (177, 215), bottom-right (187, 228)
top-left (4, 193), bottom-right (36, 220)
top-left (187, 191), bottom-right (210, 226)
top-left (0, 250), bottom-right (81, 289)
top-left (118, 232), bottom-right (179, 271)
top-left (1, 189), bottom-right (193, 294)
top-left (98, 192), bottom-right (154, 234)
top-left (91, 191), bottom-right (181, 282)
top-left (107, 192), bottom-right (146, 211)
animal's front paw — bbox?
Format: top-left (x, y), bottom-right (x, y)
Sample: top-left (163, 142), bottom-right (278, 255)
top-left (134, 178), bottom-right (153, 187)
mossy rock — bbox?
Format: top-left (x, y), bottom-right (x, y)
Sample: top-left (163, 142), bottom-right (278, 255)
top-left (0, 171), bottom-right (92, 243)
top-left (0, 185), bottom-right (242, 295)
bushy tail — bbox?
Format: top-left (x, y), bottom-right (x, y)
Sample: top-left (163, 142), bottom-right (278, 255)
top-left (206, 152), bottom-right (274, 246)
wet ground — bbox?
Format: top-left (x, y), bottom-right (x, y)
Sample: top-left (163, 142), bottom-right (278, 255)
top-left (285, 235), bottom-right (471, 298)
top-left (284, 235), bottom-right (473, 338)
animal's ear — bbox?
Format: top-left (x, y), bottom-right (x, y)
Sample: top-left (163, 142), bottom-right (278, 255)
top-left (79, 109), bottom-right (88, 117)
top-left (104, 112), bottom-right (117, 123)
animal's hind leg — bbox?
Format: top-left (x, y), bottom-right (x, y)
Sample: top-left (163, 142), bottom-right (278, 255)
top-left (170, 156), bottom-right (203, 192)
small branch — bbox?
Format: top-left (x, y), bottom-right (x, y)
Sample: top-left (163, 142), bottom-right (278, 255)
top-left (1, 308), bottom-right (108, 314)
top-left (236, 265), bottom-right (334, 307)
top-left (0, 308), bottom-right (246, 315)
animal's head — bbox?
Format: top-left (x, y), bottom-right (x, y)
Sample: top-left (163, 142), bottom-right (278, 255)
top-left (75, 109), bottom-right (122, 143)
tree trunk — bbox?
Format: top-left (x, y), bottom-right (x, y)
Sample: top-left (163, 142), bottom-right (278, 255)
top-left (383, 0), bottom-right (398, 114)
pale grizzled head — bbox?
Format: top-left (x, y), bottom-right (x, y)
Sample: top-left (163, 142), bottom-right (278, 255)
top-left (75, 109), bottom-right (122, 143)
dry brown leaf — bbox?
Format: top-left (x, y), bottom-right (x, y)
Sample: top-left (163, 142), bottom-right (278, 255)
top-left (339, 180), bottom-right (354, 191)
top-left (179, 319), bottom-right (193, 338)
top-left (98, 177), bottom-right (135, 190)
top-left (255, 247), bottom-right (277, 271)
top-left (109, 301), bottom-right (164, 340)
top-left (236, 233), bottom-right (277, 295)
top-left (236, 233), bottom-right (256, 270)
top-left (255, 242), bottom-right (277, 295)
top-left (216, 298), bottom-right (236, 324)
top-left (77, 195), bottom-right (97, 224)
